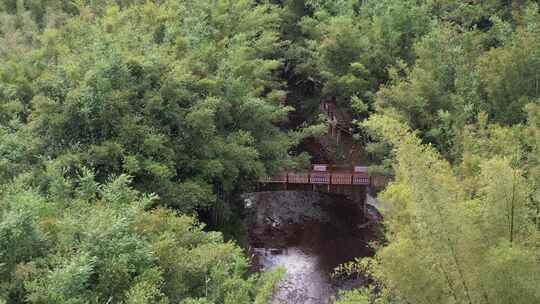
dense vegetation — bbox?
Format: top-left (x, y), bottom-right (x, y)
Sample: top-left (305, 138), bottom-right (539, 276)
top-left (1, 0), bottom-right (539, 303)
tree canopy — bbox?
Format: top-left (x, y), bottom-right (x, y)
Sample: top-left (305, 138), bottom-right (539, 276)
top-left (0, 170), bottom-right (283, 303)
top-left (1, 0), bottom-right (540, 303)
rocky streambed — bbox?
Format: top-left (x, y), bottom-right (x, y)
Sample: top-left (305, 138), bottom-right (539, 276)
top-left (243, 191), bottom-right (381, 304)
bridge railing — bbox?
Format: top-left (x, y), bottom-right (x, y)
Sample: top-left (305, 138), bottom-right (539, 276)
top-left (310, 172), bottom-right (330, 184)
top-left (260, 172), bottom-right (373, 186)
top-left (352, 174), bottom-right (370, 185)
top-left (287, 173), bottom-right (309, 184)
top-left (331, 173), bottom-right (352, 185)
top-left (259, 173), bottom-right (287, 183)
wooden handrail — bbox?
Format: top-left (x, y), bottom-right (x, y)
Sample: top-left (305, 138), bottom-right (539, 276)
top-left (260, 171), bottom-right (374, 186)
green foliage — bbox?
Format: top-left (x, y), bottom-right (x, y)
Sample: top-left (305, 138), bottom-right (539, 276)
top-left (361, 114), bottom-right (540, 304)
top-left (295, 0), bottom-right (431, 111)
top-left (253, 267), bottom-right (284, 304)
top-left (334, 289), bottom-right (369, 304)
top-left (0, 172), bottom-right (282, 304)
top-left (478, 22), bottom-right (540, 124)
top-left (375, 22), bottom-right (484, 156)
top-left (0, 0), bottom-right (296, 211)
top-left (3, 1), bottom-right (540, 303)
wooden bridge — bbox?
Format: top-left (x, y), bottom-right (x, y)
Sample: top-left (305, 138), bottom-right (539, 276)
top-left (257, 165), bottom-right (389, 211)
top-left (260, 170), bottom-right (368, 186)
top-left (259, 165), bottom-right (387, 188)
top-left (257, 102), bottom-right (389, 198)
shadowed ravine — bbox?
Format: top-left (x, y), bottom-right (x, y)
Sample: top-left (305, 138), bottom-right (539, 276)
top-left (244, 191), bottom-right (381, 304)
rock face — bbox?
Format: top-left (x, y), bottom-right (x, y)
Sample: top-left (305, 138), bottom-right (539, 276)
top-left (244, 191), bottom-right (379, 304)
top-left (244, 191), bottom-right (331, 247)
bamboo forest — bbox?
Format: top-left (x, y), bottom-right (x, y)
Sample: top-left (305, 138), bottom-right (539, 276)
top-left (0, 1), bottom-right (539, 303)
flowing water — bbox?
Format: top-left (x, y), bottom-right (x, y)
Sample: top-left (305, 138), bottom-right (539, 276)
top-left (254, 247), bottom-right (333, 303)
top-left (244, 191), bottom-right (380, 304)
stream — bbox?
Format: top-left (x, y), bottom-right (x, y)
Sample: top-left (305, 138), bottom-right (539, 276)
top-left (244, 191), bottom-right (381, 304)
